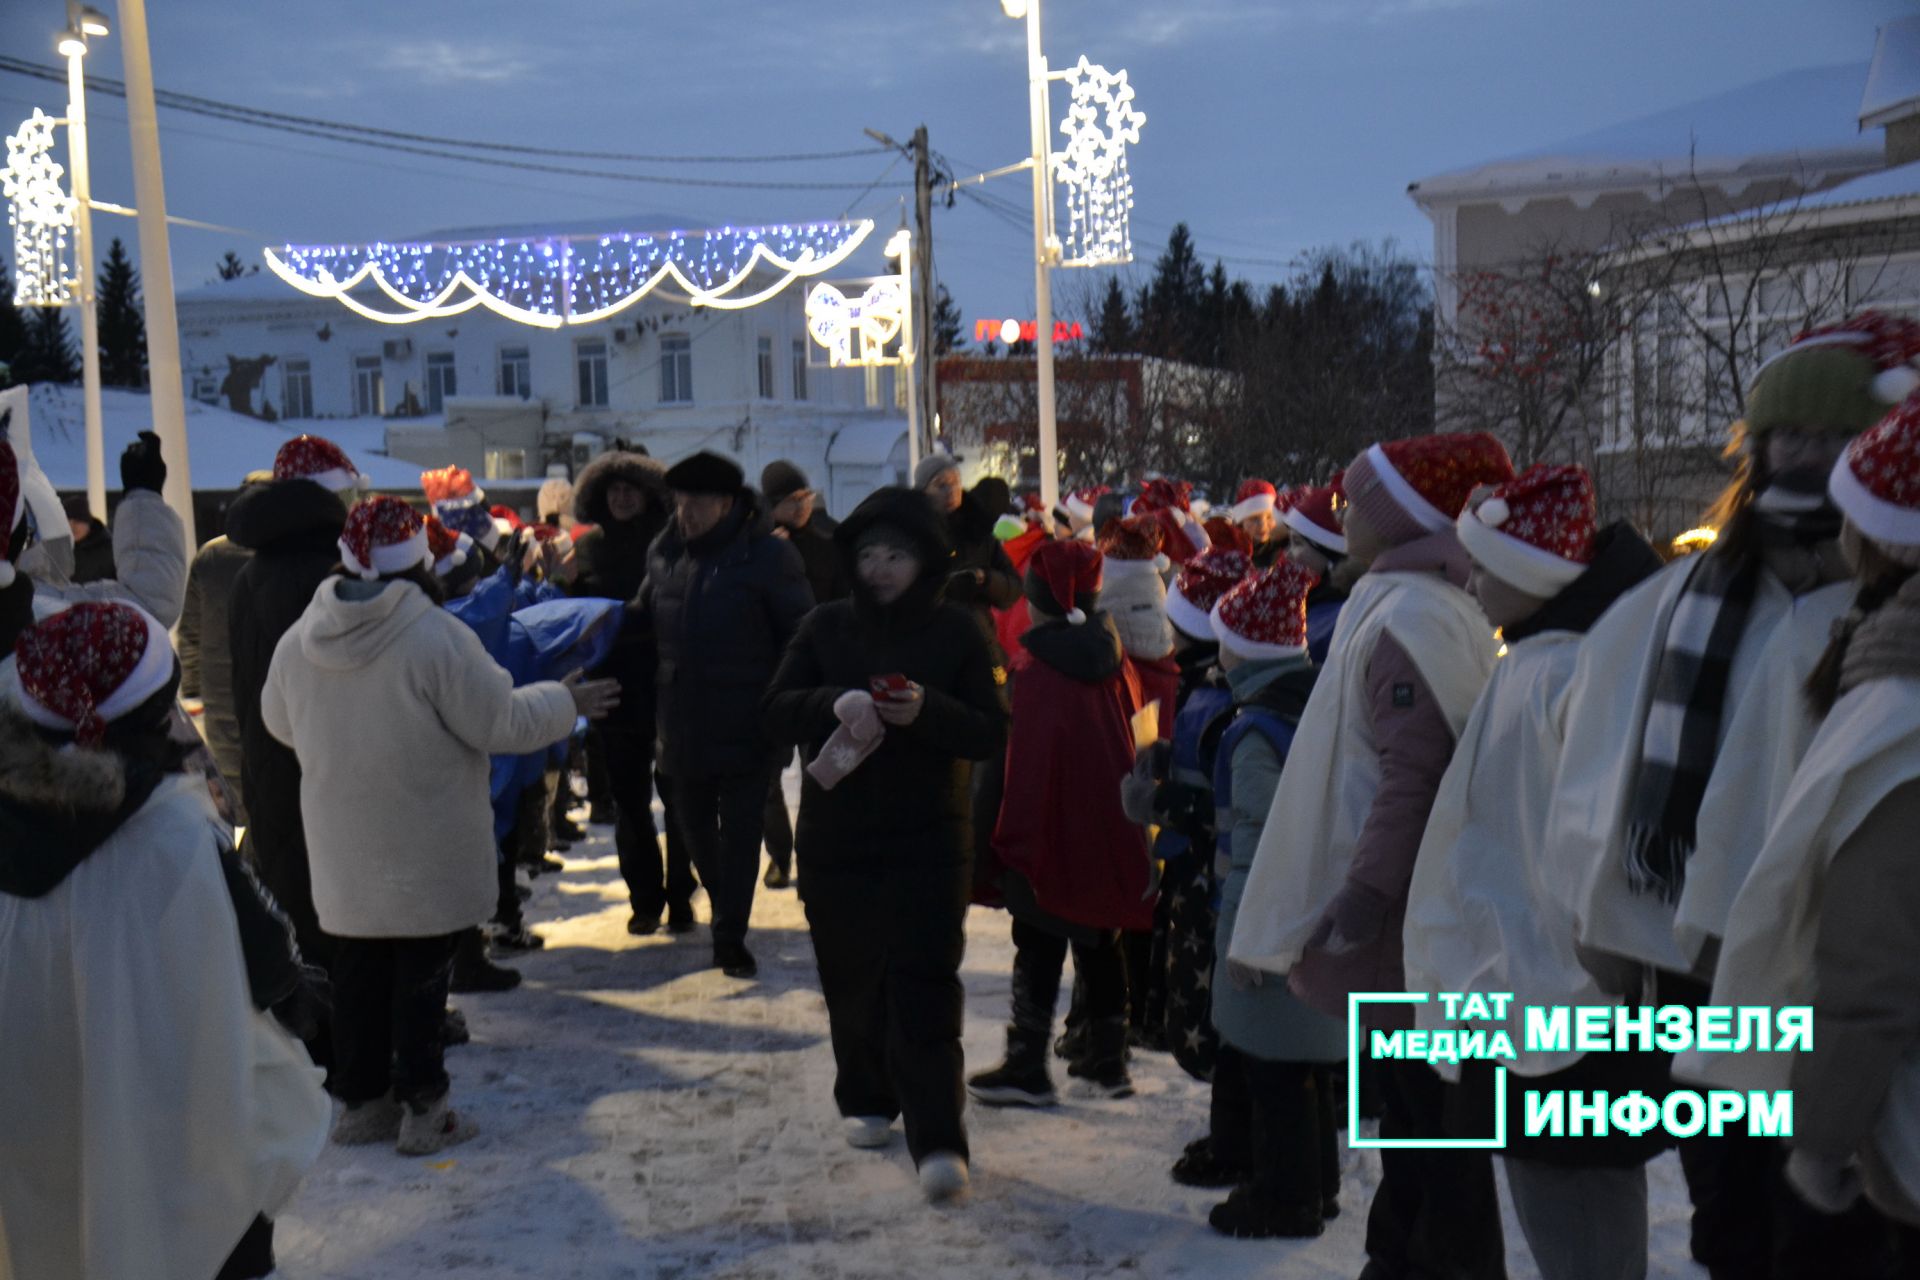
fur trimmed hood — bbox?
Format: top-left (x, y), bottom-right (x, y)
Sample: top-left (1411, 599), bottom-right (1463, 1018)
top-left (0, 702), bottom-right (166, 898)
top-left (573, 449), bottom-right (668, 526)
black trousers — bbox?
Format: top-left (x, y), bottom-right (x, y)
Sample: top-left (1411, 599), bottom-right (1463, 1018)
top-left (599, 729), bottom-right (694, 918)
top-left (671, 768), bottom-right (774, 948)
top-left (585, 727), bottom-right (613, 816)
top-left (1010, 918), bottom-right (1127, 1032)
top-left (329, 932), bottom-right (460, 1108)
top-left (213, 1215), bottom-right (274, 1280)
top-left (763, 752), bottom-right (795, 877)
top-left (1212, 1045), bottom-right (1340, 1212)
top-left (802, 857), bottom-right (970, 1162)
top-left (1362, 1055), bottom-right (1507, 1280)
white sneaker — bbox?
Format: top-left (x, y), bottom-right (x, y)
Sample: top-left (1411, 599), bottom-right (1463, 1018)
top-left (396, 1095), bottom-right (478, 1155)
top-left (331, 1094), bottom-right (403, 1145)
top-left (918, 1150), bottom-right (970, 1203)
top-left (843, 1115), bottom-right (894, 1149)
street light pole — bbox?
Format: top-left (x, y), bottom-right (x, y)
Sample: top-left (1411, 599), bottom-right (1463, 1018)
top-left (1015, 0), bottom-right (1061, 511)
top-left (59, 21), bottom-right (104, 524)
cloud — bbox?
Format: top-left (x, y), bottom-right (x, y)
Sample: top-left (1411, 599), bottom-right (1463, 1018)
top-left (373, 41), bottom-right (542, 86)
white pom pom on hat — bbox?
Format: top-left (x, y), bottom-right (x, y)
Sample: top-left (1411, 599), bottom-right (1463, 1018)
top-left (1874, 364), bottom-right (1920, 405)
top-left (1066, 606), bottom-right (1087, 625)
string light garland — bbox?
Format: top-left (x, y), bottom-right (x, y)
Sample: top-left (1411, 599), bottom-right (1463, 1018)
top-left (3, 108), bottom-right (78, 307)
top-left (1049, 56), bottom-right (1145, 268)
top-left (263, 220), bottom-right (875, 328)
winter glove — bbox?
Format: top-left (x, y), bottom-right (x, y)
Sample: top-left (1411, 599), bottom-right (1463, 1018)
top-left (1784, 1148), bottom-right (1863, 1216)
top-left (119, 429), bottom-right (167, 494)
top-left (1119, 750), bottom-right (1160, 825)
top-left (943, 568), bottom-right (985, 603)
top-left (1305, 879), bottom-right (1392, 958)
top-left (805, 691), bottom-right (885, 791)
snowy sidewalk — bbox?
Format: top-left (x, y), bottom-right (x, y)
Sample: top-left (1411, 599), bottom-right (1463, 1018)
top-left (276, 819), bottom-right (1700, 1279)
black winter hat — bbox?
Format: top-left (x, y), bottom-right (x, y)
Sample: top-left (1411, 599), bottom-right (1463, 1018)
top-left (664, 451), bottom-right (744, 496)
top-left (761, 460), bottom-right (810, 504)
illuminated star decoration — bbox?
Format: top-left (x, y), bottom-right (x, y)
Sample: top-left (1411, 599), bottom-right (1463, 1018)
top-left (3, 109), bottom-right (79, 308)
top-left (1051, 56), bottom-right (1145, 268)
top-left (262, 220), bottom-right (875, 328)
top-left (804, 278), bottom-right (907, 367)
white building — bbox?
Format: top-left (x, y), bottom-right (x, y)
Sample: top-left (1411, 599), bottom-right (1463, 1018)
top-left (175, 216), bottom-right (910, 517)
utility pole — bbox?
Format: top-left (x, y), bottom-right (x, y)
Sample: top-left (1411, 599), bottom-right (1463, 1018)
top-left (60, 23), bottom-right (105, 523)
top-left (910, 125), bottom-right (936, 460)
top-left (1018, 0), bottom-right (1060, 510)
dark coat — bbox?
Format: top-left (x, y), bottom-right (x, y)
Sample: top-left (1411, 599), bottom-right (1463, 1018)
top-left (177, 534), bottom-right (253, 786)
top-left (70, 519), bottom-right (117, 583)
top-left (571, 449), bottom-right (670, 604)
top-left (763, 488), bottom-right (1008, 871)
top-left (644, 488), bottom-right (814, 779)
top-left (780, 509), bottom-right (848, 607)
top-left (938, 491), bottom-right (1021, 670)
top-left (223, 478), bottom-right (348, 960)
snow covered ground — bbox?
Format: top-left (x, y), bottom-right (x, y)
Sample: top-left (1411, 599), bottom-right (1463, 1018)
top-left (275, 794), bottom-right (1703, 1279)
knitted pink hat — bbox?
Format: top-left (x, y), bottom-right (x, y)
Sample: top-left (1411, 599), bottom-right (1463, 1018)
top-left (338, 496), bottom-right (431, 581)
top-left (1456, 463), bottom-right (1597, 597)
top-left (1210, 560), bottom-right (1318, 661)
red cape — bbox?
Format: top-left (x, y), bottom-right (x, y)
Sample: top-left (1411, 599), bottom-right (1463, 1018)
top-left (992, 645), bottom-right (1155, 933)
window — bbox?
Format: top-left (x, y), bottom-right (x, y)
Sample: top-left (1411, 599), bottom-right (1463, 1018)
top-left (756, 335), bottom-right (775, 399)
top-left (864, 365), bottom-right (880, 408)
top-left (791, 339), bottom-right (808, 401)
top-left (425, 351), bottom-right (457, 413)
top-left (483, 447), bottom-right (528, 481)
top-left (499, 345), bottom-right (531, 400)
top-left (574, 339), bottom-right (609, 408)
top-left (353, 354), bottom-right (384, 416)
top-left (659, 333), bottom-right (692, 403)
top-left (191, 374), bottom-right (220, 405)
top-left (282, 357), bottom-right (313, 420)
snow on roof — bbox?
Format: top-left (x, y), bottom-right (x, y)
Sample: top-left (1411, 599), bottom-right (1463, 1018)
top-left (1411, 63), bottom-right (1884, 203)
top-left (16, 384), bottom-right (421, 491)
top-left (1793, 156), bottom-right (1920, 211)
top-left (826, 417), bottom-right (908, 466)
top-left (1862, 18), bottom-right (1920, 129)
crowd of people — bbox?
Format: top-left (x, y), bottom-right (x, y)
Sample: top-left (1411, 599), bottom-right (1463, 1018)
top-left (5, 309), bottom-right (1920, 1279)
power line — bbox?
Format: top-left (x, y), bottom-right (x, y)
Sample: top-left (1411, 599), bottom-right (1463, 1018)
top-left (0, 57), bottom-right (909, 192)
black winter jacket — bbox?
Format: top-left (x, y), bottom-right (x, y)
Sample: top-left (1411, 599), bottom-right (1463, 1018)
top-left (223, 478), bottom-right (347, 938)
top-left (937, 491), bottom-right (1021, 670)
top-left (644, 489), bottom-right (814, 778)
top-left (571, 449), bottom-right (670, 604)
top-left (781, 510), bottom-right (848, 607)
top-left (764, 487), bottom-right (1008, 870)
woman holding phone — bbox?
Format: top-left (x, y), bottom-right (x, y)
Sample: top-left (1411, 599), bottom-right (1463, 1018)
top-left (764, 486), bottom-right (1008, 1204)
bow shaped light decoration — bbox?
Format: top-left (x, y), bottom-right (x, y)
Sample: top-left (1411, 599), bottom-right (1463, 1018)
top-left (805, 277), bottom-right (907, 367)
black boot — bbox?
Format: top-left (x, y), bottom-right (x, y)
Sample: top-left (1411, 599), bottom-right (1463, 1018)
top-left (1208, 1185), bottom-right (1325, 1240)
top-left (966, 1025), bottom-right (1057, 1107)
top-left (449, 928), bottom-right (521, 993)
top-left (1067, 1016), bottom-right (1134, 1098)
top-left (1172, 1135), bottom-right (1249, 1188)
top-left (1054, 972), bottom-right (1089, 1060)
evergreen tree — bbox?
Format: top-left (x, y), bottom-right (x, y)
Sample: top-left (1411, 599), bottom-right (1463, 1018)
top-left (930, 283), bottom-right (965, 355)
top-left (1137, 223), bottom-right (1206, 362)
top-left (98, 238), bottom-right (147, 388)
top-left (0, 260), bottom-right (28, 385)
top-left (18, 307), bottom-right (79, 384)
top-left (216, 251), bottom-right (250, 281)
top-left (1091, 277), bottom-right (1133, 354)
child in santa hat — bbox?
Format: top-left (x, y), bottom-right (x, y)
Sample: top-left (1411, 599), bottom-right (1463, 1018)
top-left (1280, 477), bottom-right (1355, 664)
top-left (1, 601), bottom-right (331, 1280)
top-left (970, 538), bottom-right (1152, 1106)
top-left (262, 497), bottom-right (619, 1155)
top-left (1675, 402), bottom-right (1920, 1252)
top-left (1228, 430), bottom-right (1514, 1280)
top-left (1548, 313), bottom-right (1920, 1277)
top-left (1401, 465), bottom-right (1670, 1280)
top-left (1228, 479), bottom-right (1285, 567)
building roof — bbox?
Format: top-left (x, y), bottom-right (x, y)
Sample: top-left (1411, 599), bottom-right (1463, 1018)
top-left (1862, 18), bottom-right (1920, 130)
top-left (15, 384), bottom-right (422, 491)
top-left (825, 418), bottom-right (908, 467)
top-left (1410, 63), bottom-right (1884, 205)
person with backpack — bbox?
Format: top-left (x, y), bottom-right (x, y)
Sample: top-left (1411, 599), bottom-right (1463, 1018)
top-left (1404, 465), bottom-right (1669, 1280)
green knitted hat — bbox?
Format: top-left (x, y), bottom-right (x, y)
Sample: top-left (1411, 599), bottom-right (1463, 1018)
top-left (1744, 345), bottom-right (1888, 436)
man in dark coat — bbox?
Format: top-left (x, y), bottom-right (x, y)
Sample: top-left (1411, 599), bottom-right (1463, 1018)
top-left (764, 485), bottom-right (1007, 1198)
top-left (759, 459), bottom-right (847, 890)
top-left (177, 473), bottom-right (269, 804)
top-left (62, 494), bottom-right (117, 583)
top-left (569, 447), bottom-right (692, 932)
top-left (225, 440), bottom-right (360, 1070)
top-left (645, 451), bottom-right (814, 977)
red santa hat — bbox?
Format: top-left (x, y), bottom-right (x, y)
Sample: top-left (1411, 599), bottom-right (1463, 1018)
top-left (1228, 478), bottom-right (1278, 521)
top-left (1829, 394), bottom-right (1920, 562)
top-left (0, 436), bottom-right (22, 588)
top-left (1098, 513), bottom-right (1170, 577)
top-left (1210, 560), bottom-right (1319, 661)
top-left (530, 522), bottom-right (574, 558)
top-left (1345, 432), bottom-right (1515, 545)
top-left (422, 465), bottom-right (486, 511)
top-left (1166, 546), bottom-right (1251, 640)
top-left (1202, 517), bottom-right (1254, 557)
top-left (1064, 485), bottom-right (1111, 526)
top-left (422, 513), bottom-right (474, 576)
top-left (338, 495), bottom-right (432, 581)
top-left (1756, 310), bottom-right (1920, 412)
top-left (12, 601), bottom-right (175, 747)
top-left (1456, 463), bottom-right (1597, 597)
top-left (1282, 478), bottom-right (1347, 555)
top-left (273, 434), bottom-right (366, 493)
top-left (1025, 537), bottom-right (1104, 624)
